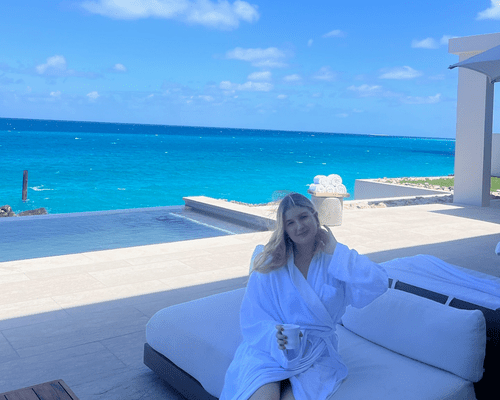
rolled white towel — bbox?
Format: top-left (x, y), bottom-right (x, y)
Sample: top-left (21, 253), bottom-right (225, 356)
top-left (335, 184), bottom-right (347, 194)
top-left (308, 184), bottom-right (317, 192)
top-left (326, 185), bottom-right (335, 193)
top-left (313, 175), bottom-right (329, 185)
top-left (328, 174), bottom-right (342, 185)
top-left (315, 184), bottom-right (326, 193)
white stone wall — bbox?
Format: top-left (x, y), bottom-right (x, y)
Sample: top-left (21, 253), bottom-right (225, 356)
top-left (354, 179), bottom-right (448, 200)
top-left (492, 133), bottom-right (500, 177)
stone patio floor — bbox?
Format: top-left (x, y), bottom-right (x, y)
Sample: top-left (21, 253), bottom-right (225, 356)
top-left (1, 201), bottom-right (500, 399)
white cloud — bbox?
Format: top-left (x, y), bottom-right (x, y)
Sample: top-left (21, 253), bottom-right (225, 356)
top-left (247, 71), bottom-right (271, 81)
top-left (313, 66), bottom-right (336, 81)
top-left (283, 74), bottom-right (301, 82)
top-left (220, 80), bottom-right (273, 91)
top-left (238, 81), bottom-right (273, 91)
top-left (81, 0), bottom-right (259, 30)
top-left (477, 1), bottom-right (500, 19)
top-left (226, 47), bottom-right (287, 68)
top-left (347, 83), bottom-right (440, 104)
top-left (307, 39), bottom-right (313, 47)
top-left (113, 63), bottom-right (127, 72)
top-left (322, 29), bottom-right (346, 38)
top-left (347, 84), bottom-right (382, 97)
top-left (277, 94), bottom-right (287, 99)
top-left (198, 95), bottom-right (214, 101)
top-left (50, 91), bottom-right (62, 97)
top-left (440, 35), bottom-right (456, 45)
top-left (35, 55), bottom-right (99, 78)
top-left (411, 38), bottom-right (439, 49)
top-left (411, 35), bottom-right (456, 49)
top-left (87, 91), bottom-right (100, 100)
top-left (336, 113), bottom-right (348, 118)
top-left (401, 93), bottom-right (441, 104)
top-left (379, 66), bottom-right (423, 80)
top-left (36, 55), bottom-right (67, 74)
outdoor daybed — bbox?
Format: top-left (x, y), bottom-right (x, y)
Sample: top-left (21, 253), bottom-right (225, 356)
top-left (144, 254), bottom-right (500, 400)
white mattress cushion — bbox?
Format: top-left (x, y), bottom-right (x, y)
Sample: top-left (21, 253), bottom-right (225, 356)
top-left (146, 286), bottom-right (480, 399)
top-left (146, 288), bottom-right (245, 398)
top-left (341, 288), bottom-right (486, 382)
top-left (334, 325), bottom-right (475, 400)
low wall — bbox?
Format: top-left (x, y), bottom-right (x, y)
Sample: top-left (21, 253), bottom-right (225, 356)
top-left (354, 179), bottom-right (448, 200)
top-left (183, 196), bottom-right (275, 230)
top-left (492, 133), bottom-right (500, 176)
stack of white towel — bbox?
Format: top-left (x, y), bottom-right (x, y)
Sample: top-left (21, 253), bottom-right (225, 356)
top-left (309, 174), bottom-right (347, 194)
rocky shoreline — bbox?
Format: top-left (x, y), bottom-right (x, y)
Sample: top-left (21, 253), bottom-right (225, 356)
top-left (373, 176), bottom-right (454, 192)
top-left (219, 193), bottom-right (455, 210)
top-left (343, 194), bottom-right (454, 209)
top-left (0, 205), bottom-right (48, 218)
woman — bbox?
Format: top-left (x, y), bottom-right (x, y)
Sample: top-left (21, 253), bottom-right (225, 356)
top-left (219, 193), bottom-right (388, 400)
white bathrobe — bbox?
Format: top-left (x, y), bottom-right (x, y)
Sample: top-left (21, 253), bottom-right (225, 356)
top-left (219, 243), bottom-right (388, 400)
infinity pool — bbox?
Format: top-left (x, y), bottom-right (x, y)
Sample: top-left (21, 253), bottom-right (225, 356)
top-left (0, 206), bottom-right (263, 262)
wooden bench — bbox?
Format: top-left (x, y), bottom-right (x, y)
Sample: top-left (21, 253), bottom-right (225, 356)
top-left (0, 380), bottom-right (79, 400)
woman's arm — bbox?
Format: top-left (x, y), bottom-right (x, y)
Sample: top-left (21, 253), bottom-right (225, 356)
top-left (241, 268), bottom-right (305, 368)
top-left (326, 243), bottom-right (388, 308)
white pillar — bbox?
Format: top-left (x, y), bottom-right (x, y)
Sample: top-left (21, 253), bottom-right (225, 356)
top-left (449, 33), bottom-right (500, 207)
top-left (454, 64), bottom-right (493, 207)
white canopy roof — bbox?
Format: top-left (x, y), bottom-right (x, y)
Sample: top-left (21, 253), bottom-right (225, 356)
top-left (449, 43), bottom-right (500, 83)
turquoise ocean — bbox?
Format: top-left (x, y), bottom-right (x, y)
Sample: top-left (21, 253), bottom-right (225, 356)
top-left (0, 118), bottom-right (455, 215)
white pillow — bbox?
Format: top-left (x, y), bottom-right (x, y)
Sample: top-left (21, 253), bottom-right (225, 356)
top-left (341, 288), bottom-right (486, 382)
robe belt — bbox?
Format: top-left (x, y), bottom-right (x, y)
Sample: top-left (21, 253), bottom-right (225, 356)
top-left (305, 328), bottom-right (343, 365)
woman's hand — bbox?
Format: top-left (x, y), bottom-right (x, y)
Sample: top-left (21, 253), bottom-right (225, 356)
top-left (275, 325), bottom-right (287, 350)
top-left (275, 325), bottom-right (303, 351)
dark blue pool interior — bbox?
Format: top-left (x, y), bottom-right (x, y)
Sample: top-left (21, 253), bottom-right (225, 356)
top-left (0, 206), bottom-right (264, 262)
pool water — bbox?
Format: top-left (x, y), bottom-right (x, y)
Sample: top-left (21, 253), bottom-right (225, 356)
top-left (0, 206), bottom-right (263, 262)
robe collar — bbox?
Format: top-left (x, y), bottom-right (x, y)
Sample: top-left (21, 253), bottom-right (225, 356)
top-left (286, 254), bottom-right (344, 368)
top-left (287, 254), bottom-right (335, 330)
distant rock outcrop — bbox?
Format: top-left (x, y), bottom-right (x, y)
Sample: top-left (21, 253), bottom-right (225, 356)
top-left (0, 205), bottom-right (15, 217)
top-left (18, 208), bottom-right (48, 216)
top-left (0, 205), bottom-right (47, 217)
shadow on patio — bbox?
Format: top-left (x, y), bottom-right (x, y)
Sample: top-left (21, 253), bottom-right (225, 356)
top-left (1, 229), bottom-right (499, 399)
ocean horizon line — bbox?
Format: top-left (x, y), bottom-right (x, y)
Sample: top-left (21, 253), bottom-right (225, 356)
top-left (0, 117), bottom-right (455, 141)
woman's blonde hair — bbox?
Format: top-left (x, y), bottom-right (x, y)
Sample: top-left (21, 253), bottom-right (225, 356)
top-left (252, 192), bottom-right (331, 274)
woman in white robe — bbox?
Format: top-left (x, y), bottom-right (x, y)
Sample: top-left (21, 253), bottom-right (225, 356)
top-left (219, 192), bottom-right (388, 400)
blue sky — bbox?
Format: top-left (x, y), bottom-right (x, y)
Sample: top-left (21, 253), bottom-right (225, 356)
top-left (1, 1), bottom-right (500, 138)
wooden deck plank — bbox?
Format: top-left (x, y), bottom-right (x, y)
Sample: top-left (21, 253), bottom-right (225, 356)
top-left (1, 380), bottom-right (79, 400)
top-left (4, 388), bottom-right (39, 400)
top-left (35, 381), bottom-right (71, 400)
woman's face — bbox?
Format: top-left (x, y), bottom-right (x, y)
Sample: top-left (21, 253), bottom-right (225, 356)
top-left (283, 206), bottom-right (318, 247)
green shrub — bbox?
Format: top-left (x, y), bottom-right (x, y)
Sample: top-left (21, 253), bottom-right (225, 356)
top-left (399, 177), bottom-right (500, 191)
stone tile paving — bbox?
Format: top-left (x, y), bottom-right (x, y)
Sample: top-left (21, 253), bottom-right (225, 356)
top-left (1, 204), bottom-right (500, 399)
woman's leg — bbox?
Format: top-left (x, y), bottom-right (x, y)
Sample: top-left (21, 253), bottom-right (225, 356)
top-left (248, 381), bottom-right (280, 400)
top-left (280, 379), bottom-right (296, 400)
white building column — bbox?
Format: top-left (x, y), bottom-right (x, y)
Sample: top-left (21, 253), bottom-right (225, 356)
top-left (454, 64), bottom-right (493, 207)
top-left (449, 33), bottom-right (500, 207)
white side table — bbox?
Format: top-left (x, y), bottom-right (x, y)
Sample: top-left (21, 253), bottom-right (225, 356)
top-left (309, 191), bottom-right (350, 226)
